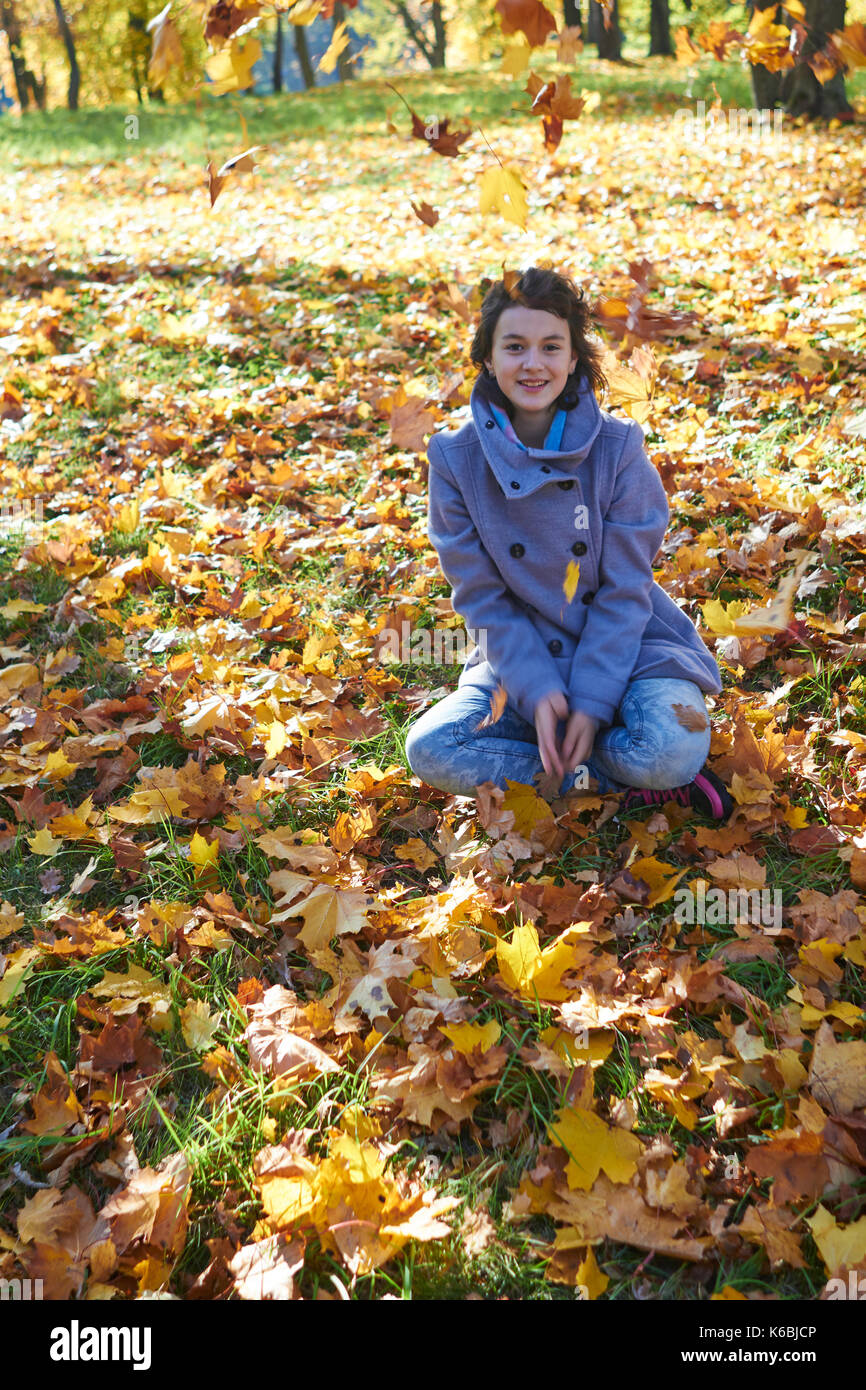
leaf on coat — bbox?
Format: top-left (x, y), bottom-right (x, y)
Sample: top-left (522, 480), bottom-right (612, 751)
top-left (672, 703), bottom-right (709, 731)
top-left (563, 559), bottom-right (581, 602)
top-left (475, 683), bottom-right (507, 730)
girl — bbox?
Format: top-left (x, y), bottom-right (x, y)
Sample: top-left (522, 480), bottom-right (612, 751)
top-left (404, 265), bottom-right (733, 819)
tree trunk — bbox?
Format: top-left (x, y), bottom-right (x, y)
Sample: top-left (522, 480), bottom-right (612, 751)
top-left (749, 0), bottom-right (851, 116)
top-left (128, 7), bottom-right (146, 104)
top-left (563, 0), bottom-right (582, 32)
top-left (391, 0), bottom-right (437, 66)
top-left (649, 0), bottom-right (673, 55)
top-left (52, 0), bottom-right (79, 109)
top-left (430, 0), bottom-right (446, 67)
top-left (294, 22), bottom-right (316, 89)
top-left (589, 0), bottom-right (623, 59)
top-left (1, 0), bottom-right (46, 108)
top-left (781, 0), bottom-right (852, 114)
top-left (273, 11), bottom-right (283, 92)
top-left (331, 0), bottom-right (355, 79)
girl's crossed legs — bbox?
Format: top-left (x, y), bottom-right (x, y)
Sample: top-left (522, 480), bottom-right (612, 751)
top-left (405, 677), bottom-right (712, 798)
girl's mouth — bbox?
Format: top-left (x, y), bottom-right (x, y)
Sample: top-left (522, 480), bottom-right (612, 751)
top-left (518, 380), bottom-right (548, 392)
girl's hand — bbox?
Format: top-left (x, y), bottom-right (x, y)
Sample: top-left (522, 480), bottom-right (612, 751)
top-left (561, 709), bottom-right (599, 772)
top-left (534, 690), bottom-right (570, 779)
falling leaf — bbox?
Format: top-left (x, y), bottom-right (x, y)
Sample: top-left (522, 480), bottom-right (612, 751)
top-left (479, 164), bottom-right (528, 229)
top-left (475, 683), bottom-right (507, 730)
top-left (563, 559), bottom-right (581, 603)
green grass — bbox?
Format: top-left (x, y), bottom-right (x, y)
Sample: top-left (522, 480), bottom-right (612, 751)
top-left (3, 51), bottom-right (864, 168)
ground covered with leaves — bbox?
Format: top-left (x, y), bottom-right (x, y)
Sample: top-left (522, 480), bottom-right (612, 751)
top-left (2, 61), bottom-right (866, 1301)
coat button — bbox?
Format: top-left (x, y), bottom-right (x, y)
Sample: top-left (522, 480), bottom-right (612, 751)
top-left (510, 543), bottom-right (525, 558)
top-left (485, 420), bottom-right (495, 429)
top-left (571, 541), bottom-right (587, 556)
top-left (540, 465), bottom-right (551, 473)
top-left (510, 481), bottom-right (520, 490)
top-left (548, 639), bottom-right (563, 655)
top-left (582, 591), bottom-right (594, 605)
top-left (557, 480), bottom-right (574, 490)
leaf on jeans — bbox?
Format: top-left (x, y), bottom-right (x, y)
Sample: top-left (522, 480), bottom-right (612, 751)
top-left (475, 684), bottom-right (507, 731)
top-left (671, 703), bottom-right (709, 731)
top-left (563, 560), bottom-right (581, 603)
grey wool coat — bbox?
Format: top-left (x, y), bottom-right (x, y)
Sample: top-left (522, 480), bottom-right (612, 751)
top-left (425, 369), bottom-right (722, 728)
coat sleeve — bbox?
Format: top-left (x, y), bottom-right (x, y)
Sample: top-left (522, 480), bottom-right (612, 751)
top-left (427, 434), bottom-right (567, 725)
top-left (567, 421), bottom-right (669, 726)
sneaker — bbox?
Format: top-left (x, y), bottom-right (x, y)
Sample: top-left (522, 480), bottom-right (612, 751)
top-left (619, 766), bottom-right (734, 820)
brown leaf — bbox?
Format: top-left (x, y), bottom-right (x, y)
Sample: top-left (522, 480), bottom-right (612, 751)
top-left (245, 1018), bottom-right (341, 1080)
top-left (672, 703), bottom-right (709, 731)
top-left (809, 1020), bottom-right (866, 1116)
top-left (745, 1132), bottom-right (830, 1205)
top-left (475, 683), bottom-right (508, 731)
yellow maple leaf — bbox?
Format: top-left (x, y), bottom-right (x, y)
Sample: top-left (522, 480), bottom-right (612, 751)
top-left (479, 164), bottom-right (528, 229)
top-left (48, 794), bottom-right (98, 840)
top-left (497, 921), bottom-right (587, 1003)
top-left (628, 855), bottom-right (689, 906)
top-left (90, 964), bottom-right (173, 1028)
top-left (318, 17), bottom-right (349, 72)
top-left (113, 499), bottom-right (140, 533)
top-left (0, 600), bottom-right (45, 619)
top-left (539, 1027), bottom-right (614, 1068)
top-left (284, 884), bottom-right (375, 953)
top-left (27, 827), bottom-right (62, 856)
top-left (497, 920), bottom-right (544, 995)
top-left (701, 598), bottom-right (751, 636)
top-left (394, 837), bottom-right (439, 870)
top-left (440, 1020), bottom-right (501, 1055)
top-left (503, 780), bottom-right (552, 837)
top-left (0, 662), bottom-right (40, 692)
top-left (0, 947), bottom-right (40, 1006)
top-left (548, 1105), bottom-right (643, 1190)
top-left (188, 830), bottom-right (219, 872)
top-left (41, 748), bottom-right (78, 782)
top-left (180, 999), bottom-right (220, 1051)
top-left (575, 1244), bottom-right (609, 1299)
top-left (806, 1204), bottom-right (866, 1276)
top-left (204, 36), bottom-right (262, 96)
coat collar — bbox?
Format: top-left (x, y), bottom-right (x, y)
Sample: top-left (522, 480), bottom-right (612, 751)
top-left (469, 369), bottom-right (603, 499)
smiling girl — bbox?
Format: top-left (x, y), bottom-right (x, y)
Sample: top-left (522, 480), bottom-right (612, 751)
top-left (404, 265), bottom-right (732, 819)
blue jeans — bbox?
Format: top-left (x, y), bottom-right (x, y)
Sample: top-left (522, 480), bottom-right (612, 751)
top-left (404, 678), bottom-right (712, 797)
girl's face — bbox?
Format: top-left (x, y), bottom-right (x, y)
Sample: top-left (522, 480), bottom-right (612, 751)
top-left (484, 305), bottom-right (578, 422)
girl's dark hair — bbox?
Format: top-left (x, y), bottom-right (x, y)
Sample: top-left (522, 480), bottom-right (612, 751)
top-left (469, 264), bottom-right (607, 411)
